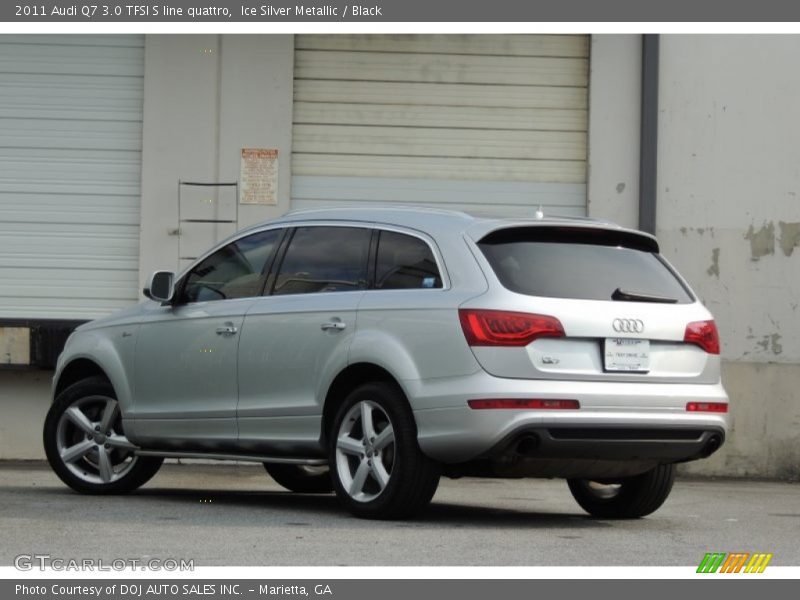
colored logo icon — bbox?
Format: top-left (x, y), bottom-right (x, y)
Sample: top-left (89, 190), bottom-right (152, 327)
top-left (697, 552), bottom-right (773, 573)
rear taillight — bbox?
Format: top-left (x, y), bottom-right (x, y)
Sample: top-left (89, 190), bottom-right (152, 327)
top-left (684, 320), bottom-right (721, 354)
top-left (686, 402), bottom-right (728, 413)
top-left (459, 309), bottom-right (565, 347)
top-left (468, 399), bottom-right (580, 410)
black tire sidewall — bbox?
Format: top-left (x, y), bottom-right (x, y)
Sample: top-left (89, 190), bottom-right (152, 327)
top-left (328, 382), bottom-right (438, 519)
top-left (567, 464), bottom-right (676, 519)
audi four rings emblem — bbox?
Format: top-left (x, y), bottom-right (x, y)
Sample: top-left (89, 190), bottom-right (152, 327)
top-left (612, 318), bottom-right (645, 333)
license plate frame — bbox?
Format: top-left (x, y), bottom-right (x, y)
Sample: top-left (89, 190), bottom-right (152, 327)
top-left (604, 338), bottom-right (650, 373)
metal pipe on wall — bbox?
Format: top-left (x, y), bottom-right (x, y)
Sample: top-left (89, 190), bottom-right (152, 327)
top-left (639, 34), bottom-right (659, 235)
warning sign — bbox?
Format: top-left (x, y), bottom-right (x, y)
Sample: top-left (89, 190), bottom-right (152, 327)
top-left (240, 148), bottom-right (278, 205)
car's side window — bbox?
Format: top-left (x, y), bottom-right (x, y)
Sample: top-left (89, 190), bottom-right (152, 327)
top-left (273, 226), bottom-right (371, 295)
top-left (374, 230), bottom-right (443, 290)
top-left (179, 229), bottom-right (281, 303)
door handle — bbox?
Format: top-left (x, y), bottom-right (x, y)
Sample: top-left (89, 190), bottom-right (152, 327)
top-left (320, 321), bottom-right (346, 331)
top-left (215, 324), bottom-right (238, 335)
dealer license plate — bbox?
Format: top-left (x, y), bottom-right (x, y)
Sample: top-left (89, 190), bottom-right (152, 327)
top-left (604, 338), bottom-right (650, 372)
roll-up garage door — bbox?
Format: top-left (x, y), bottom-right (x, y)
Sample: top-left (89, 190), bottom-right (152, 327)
top-left (291, 35), bottom-right (588, 217)
top-left (0, 35), bottom-right (144, 320)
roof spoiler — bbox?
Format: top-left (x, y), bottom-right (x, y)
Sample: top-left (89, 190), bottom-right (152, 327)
top-left (476, 225), bottom-right (660, 253)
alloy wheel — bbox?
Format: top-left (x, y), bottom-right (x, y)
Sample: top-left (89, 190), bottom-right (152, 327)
top-left (55, 395), bottom-right (138, 485)
top-left (334, 400), bottom-right (395, 502)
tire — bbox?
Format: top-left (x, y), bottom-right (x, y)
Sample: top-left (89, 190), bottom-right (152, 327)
top-left (329, 382), bottom-right (440, 519)
top-left (43, 376), bottom-right (163, 495)
top-left (567, 463), bottom-right (677, 519)
top-left (264, 463), bottom-right (333, 493)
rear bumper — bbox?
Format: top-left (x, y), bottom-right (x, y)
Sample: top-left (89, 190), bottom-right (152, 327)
top-left (406, 371), bottom-right (730, 465)
top-left (488, 425), bottom-right (724, 462)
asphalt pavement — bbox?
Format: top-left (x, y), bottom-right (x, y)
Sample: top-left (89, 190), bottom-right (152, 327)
top-left (1, 461), bottom-right (798, 566)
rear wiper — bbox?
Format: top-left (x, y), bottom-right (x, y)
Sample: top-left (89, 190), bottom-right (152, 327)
top-left (612, 288), bottom-right (679, 304)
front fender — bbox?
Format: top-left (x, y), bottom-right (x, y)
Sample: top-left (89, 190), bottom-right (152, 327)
top-left (54, 326), bottom-right (139, 415)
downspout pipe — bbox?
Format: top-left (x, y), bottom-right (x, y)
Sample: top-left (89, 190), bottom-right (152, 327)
top-left (639, 34), bottom-right (659, 235)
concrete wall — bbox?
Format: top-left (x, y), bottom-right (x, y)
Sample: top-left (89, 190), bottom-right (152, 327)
top-left (138, 35), bottom-right (295, 286)
top-left (657, 35), bottom-right (800, 478)
top-left (586, 35), bottom-right (641, 229)
top-left (0, 371), bottom-right (51, 460)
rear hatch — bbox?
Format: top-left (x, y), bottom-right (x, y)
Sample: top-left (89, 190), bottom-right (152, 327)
top-left (461, 224), bottom-right (720, 384)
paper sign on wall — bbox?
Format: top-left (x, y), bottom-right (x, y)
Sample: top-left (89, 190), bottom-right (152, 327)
top-left (240, 148), bottom-right (278, 205)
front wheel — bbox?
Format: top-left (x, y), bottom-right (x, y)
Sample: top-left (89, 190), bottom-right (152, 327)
top-left (43, 376), bottom-right (163, 495)
top-left (567, 463), bottom-right (676, 519)
top-left (329, 382), bottom-right (440, 519)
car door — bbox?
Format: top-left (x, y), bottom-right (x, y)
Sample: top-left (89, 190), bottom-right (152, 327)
top-left (131, 228), bottom-right (282, 451)
top-left (236, 225), bottom-right (372, 455)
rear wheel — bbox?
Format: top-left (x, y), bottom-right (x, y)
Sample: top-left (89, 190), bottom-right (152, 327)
top-left (329, 382), bottom-right (440, 519)
top-left (43, 376), bottom-right (163, 494)
top-left (263, 463), bottom-right (333, 493)
top-left (567, 464), bottom-right (676, 518)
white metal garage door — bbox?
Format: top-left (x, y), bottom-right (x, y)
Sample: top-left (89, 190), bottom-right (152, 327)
top-left (0, 35), bottom-right (144, 320)
top-left (291, 35), bottom-right (588, 217)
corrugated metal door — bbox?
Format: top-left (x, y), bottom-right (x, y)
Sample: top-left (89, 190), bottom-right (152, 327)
top-left (292, 35), bottom-right (588, 216)
top-left (0, 35), bottom-right (144, 320)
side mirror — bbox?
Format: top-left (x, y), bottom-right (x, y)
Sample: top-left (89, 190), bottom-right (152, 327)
top-left (144, 271), bottom-right (175, 302)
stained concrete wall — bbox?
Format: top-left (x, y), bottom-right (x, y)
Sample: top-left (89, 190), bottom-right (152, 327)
top-left (657, 35), bottom-right (800, 478)
top-left (587, 34), bottom-right (799, 479)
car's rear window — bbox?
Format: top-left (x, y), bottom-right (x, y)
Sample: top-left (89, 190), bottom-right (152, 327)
top-left (478, 227), bottom-right (694, 304)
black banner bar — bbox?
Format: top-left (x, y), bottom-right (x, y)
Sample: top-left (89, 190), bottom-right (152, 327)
top-left (4, 0), bottom-right (800, 22)
top-left (3, 579), bottom-right (795, 600)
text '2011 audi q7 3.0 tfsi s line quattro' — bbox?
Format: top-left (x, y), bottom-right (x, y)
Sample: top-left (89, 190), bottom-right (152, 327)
top-left (44, 207), bottom-right (729, 519)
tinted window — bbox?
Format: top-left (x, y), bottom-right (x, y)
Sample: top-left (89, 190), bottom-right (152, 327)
top-left (375, 231), bottom-right (442, 290)
top-left (479, 227), bottom-right (693, 303)
top-left (273, 227), bottom-right (370, 295)
top-left (181, 229), bottom-right (280, 303)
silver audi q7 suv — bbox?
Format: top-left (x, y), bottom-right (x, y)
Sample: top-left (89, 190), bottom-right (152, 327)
top-left (44, 207), bottom-right (729, 519)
